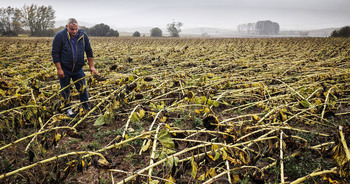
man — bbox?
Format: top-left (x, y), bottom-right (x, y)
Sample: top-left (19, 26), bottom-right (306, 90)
top-left (52, 18), bottom-right (98, 117)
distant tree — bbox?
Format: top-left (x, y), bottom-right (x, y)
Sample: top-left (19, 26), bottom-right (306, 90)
top-left (75, 24), bottom-right (118, 37)
top-left (331, 26), bottom-right (350, 37)
top-left (167, 21), bottom-right (183, 37)
top-left (247, 23), bottom-right (256, 34)
top-left (0, 6), bottom-right (22, 36)
top-left (237, 23), bottom-right (247, 34)
top-left (90, 23), bottom-right (110, 36)
top-left (106, 28), bottom-right (119, 37)
top-left (256, 20), bottom-right (279, 35)
top-left (79, 25), bottom-right (90, 34)
top-left (20, 4), bottom-right (55, 36)
top-left (238, 20), bottom-right (279, 35)
top-left (12, 9), bottom-right (22, 33)
top-left (133, 31), bottom-right (141, 37)
top-left (150, 27), bottom-right (162, 37)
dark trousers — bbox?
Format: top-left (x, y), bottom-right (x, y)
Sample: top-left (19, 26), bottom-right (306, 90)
top-left (59, 68), bottom-right (90, 110)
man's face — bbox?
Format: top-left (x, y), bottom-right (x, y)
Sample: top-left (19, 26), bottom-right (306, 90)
top-left (67, 23), bottom-right (78, 38)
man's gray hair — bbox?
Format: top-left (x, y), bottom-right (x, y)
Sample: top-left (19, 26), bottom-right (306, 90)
top-left (66, 18), bottom-right (78, 26)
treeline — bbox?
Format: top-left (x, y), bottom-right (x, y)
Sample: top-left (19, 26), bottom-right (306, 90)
top-left (0, 5), bottom-right (55, 36)
top-left (55, 24), bottom-right (120, 37)
top-left (237, 20), bottom-right (280, 35)
top-left (72, 23), bottom-right (119, 37)
top-left (0, 4), bottom-right (120, 37)
top-left (1, 4), bottom-right (185, 37)
top-left (331, 26), bottom-right (350, 38)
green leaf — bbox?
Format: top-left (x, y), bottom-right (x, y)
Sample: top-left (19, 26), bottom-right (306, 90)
top-left (138, 109), bottom-right (145, 119)
top-left (201, 96), bottom-right (207, 104)
top-left (212, 101), bottom-right (220, 107)
top-left (300, 100), bottom-right (310, 108)
top-left (131, 112), bottom-right (140, 123)
top-left (212, 151), bottom-right (221, 161)
top-left (280, 110), bottom-right (288, 121)
top-left (197, 173), bottom-right (206, 181)
top-left (166, 156), bottom-right (179, 167)
top-left (141, 139), bottom-right (151, 152)
top-left (94, 115), bottom-right (106, 126)
top-left (191, 156), bottom-right (198, 178)
top-left (207, 98), bottom-right (213, 106)
top-left (164, 148), bottom-right (176, 155)
top-left (119, 78), bottom-right (125, 85)
top-left (158, 129), bottom-right (175, 149)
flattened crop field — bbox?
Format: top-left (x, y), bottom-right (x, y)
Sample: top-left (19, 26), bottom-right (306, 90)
top-left (1, 37), bottom-right (350, 183)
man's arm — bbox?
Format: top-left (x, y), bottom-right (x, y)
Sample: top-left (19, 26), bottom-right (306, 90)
top-left (52, 32), bottom-right (65, 78)
top-left (88, 57), bottom-right (98, 75)
top-left (55, 62), bottom-right (65, 78)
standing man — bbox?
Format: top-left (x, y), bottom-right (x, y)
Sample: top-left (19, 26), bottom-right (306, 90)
top-left (52, 18), bottom-right (98, 117)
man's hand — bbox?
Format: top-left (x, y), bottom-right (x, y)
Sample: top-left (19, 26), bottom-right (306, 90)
top-left (87, 57), bottom-right (98, 76)
top-left (89, 66), bottom-right (99, 76)
top-left (55, 62), bottom-right (65, 78)
top-left (57, 68), bottom-right (65, 78)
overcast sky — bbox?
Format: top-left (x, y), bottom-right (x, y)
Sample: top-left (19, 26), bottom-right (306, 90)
top-left (1, 0), bottom-right (349, 30)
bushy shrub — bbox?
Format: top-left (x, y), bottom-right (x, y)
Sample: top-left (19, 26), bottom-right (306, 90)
top-left (167, 21), bottom-right (183, 37)
top-left (26, 29), bottom-right (55, 37)
top-left (133, 31), bottom-right (141, 37)
top-left (1, 30), bottom-right (18, 37)
top-left (331, 26), bottom-right (350, 37)
top-left (82, 24), bottom-right (119, 37)
top-left (150, 27), bottom-right (162, 37)
top-left (106, 29), bottom-right (119, 37)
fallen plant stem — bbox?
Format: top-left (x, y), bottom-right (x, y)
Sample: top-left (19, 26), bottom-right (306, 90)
top-left (247, 125), bottom-right (329, 137)
top-left (339, 125), bottom-right (350, 161)
top-left (121, 104), bottom-right (140, 140)
top-left (116, 142), bottom-right (213, 184)
top-left (203, 166), bottom-right (263, 184)
top-left (262, 141), bottom-right (335, 171)
top-left (139, 109), bottom-right (163, 155)
top-left (72, 79), bottom-right (139, 128)
top-left (95, 130), bottom-right (156, 154)
top-left (289, 167), bottom-right (337, 184)
top-left (0, 126), bottom-right (76, 151)
top-left (108, 169), bottom-right (175, 183)
top-left (0, 151), bottom-right (106, 180)
top-left (321, 86), bottom-right (333, 121)
top-left (277, 78), bottom-right (307, 101)
top-left (236, 128), bottom-right (272, 142)
top-left (280, 130), bottom-right (285, 183)
top-left (225, 160), bottom-right (231, 183)
top-left (0, 105), bottom-right (43, 115)
top-left (169, 129), bottom-right (235, 139)
top-left (178, 136), bottom-right (278, 164)
top-left (25, 114), bottom-right (65, 152)
top-left (148, 123), bottom-right (163, 181)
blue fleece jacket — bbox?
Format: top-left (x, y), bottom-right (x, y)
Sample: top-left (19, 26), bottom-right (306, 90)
top-left (52, 28), bottom-right (93, 73)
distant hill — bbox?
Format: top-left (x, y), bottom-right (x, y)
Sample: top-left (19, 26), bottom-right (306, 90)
top-left (181, 27), bottom-right (236, 36)
top-left (55, 20), bottom-right (94, 28)
top-left (307, 27), bottom-right (339, 37)
top-left (279, 27), bottom-right (341, 37)
top-left (54, 20), bottom-right (342, 37)
top-left (118, 27), bottom-right (236, 37)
